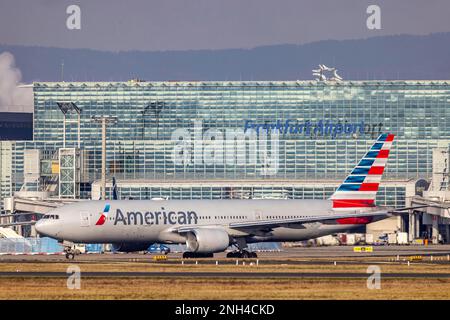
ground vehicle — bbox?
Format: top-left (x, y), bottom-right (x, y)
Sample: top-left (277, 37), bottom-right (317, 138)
top-left (377, 233), bottom-right (388, 245)
top-left (147, 243), bottom-right (170, 254)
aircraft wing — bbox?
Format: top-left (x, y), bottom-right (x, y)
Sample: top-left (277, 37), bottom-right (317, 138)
top-left (227, 210), bottom-right (391, 229)
top-left (175, 210), bottom-right (392, 233)
top-left (387, 205), bottom-right (428, 214)
top-left (174, 205), bottom-right (429, 233)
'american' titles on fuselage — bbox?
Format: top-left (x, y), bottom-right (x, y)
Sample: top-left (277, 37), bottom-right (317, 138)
top-left (114, 208), bottom-right (198, 226)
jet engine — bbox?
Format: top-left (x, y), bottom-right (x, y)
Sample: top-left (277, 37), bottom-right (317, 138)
top-left (111, 242), bottom-right (152, 253)
top-left (185, 228), bottom-right (230, 253)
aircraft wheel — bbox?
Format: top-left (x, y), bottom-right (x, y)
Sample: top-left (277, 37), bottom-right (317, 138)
top-left (250, 252), bottom-right (257, 258)
top-left (241, 251), bottom-right (249, 259)
top-left (226, 251), bottom-right (239, 258)
top-left (182, 252), bottom-right (192, 259)
top-left (66, 253), bottom-right (75, 260)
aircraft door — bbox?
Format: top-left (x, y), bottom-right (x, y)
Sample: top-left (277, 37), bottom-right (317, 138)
top-left (80, 211), bottom-right (90, 227)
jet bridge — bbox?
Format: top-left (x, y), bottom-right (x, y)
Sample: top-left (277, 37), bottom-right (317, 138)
top-left (1, 196), bottom-right (78, 236)
top-left (405, 145), bottom-right (450, 244)
top-left (409, 195), bottom-right (450, 244)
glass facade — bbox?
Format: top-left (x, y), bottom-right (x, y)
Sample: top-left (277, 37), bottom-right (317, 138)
top-left (9, 80), bottom-right (450, 206)
top-left (102, 184), bottom-right (406, 207)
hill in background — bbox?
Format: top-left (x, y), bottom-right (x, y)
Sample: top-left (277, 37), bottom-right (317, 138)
top-left (1, 33), bottom-right (450, 82)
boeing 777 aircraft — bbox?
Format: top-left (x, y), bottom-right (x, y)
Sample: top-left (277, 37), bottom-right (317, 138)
top-left (36, 133), bottom-right (406, 259)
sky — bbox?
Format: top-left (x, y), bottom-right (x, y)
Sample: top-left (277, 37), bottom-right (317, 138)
top-left (1, 0), bottom-right (450, 112)
top-left (0, 0), bottom-right (450, 51)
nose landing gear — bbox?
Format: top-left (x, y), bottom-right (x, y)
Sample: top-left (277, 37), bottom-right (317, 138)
top-left (61, 241), bottom-right (79, 260)
top-left (65, 252), bottom-right (75, 260)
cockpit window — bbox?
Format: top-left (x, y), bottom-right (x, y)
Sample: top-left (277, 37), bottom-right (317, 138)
top-left (42, 215), bottom-right (59, 220)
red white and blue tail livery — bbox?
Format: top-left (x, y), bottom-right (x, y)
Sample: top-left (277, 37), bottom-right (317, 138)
top-left (330, 133), bottom-right (395, 211)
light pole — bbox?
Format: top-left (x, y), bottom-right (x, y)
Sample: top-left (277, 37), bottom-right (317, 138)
top-left (91, 115), bottom-right (118, 200)
top-left (57, 102), bottom-right (82, 148)
top-left (142, 101), bottom-right (165, 140)
top-left (151, 101), bottom-right (164, 139)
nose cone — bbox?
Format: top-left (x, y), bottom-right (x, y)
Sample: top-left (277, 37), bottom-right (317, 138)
top-left (34, 219), bottom-right (47, 235)
top-left (35, 219), bottom-right (51, 237)
top-left (35, 216), bottom-right (61, 239)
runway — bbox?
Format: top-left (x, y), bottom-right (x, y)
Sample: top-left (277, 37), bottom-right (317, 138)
top-left (1, 245), bottom-right (450, 263)
top-left (1, 271), bottom-right (450, 278)
top-left (1, 246), bottom-right (450, 299)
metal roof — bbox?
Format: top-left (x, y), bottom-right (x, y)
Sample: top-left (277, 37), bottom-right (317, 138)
top-left (33, 80), bottom-right (450, 89)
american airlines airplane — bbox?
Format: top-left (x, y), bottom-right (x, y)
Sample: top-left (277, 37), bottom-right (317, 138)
top-left (36, 133), bottom-right (405, 259)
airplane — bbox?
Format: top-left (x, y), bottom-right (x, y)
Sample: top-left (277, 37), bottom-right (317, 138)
top-left (35, 133), bottom-right (410, 259)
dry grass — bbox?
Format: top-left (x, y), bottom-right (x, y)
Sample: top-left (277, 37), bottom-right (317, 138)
top-left (1, 277), bottom-right (450, 300)
top-left (1, 261), bottom-right (450, 274)
top-left (1, 259), bottom-right (450, 299)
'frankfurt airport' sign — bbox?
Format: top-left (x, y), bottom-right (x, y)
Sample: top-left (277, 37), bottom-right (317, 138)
top-left (244, 119), bottom-right (383, 138)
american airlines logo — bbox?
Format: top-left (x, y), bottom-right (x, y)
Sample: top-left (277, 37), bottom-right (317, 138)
top-left (114, 208), bottom-right (198, 225)
top-left (95, 204), bottom-right (110, 226)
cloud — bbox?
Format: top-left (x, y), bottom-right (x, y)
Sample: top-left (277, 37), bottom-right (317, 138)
top-left (0, 51), bottom-right (32, 112)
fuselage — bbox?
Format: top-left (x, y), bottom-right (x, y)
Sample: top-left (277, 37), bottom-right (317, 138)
top-left (35, 199), bottom-right (380, 244)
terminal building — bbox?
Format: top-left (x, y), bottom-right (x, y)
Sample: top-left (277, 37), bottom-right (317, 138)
top-left (0, 112), bottom-right (33, 204)
top-left (1, 79), bottom-right (450, 243)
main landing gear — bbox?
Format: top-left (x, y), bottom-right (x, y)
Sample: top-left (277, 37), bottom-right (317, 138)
top-left (226, 238), bottom-right (257, 258)
top-left (226, 250), bottom-right (257, 259)
top-left (182, 252), bottom-right (214, 259)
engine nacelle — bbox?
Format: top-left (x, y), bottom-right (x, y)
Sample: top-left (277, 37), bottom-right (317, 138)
top-left (185, 228), bottom-right (230, 253)
top-left (111, 242), bottom-right (151, 253)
